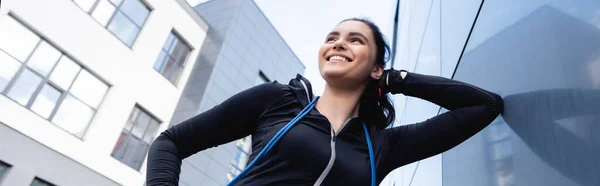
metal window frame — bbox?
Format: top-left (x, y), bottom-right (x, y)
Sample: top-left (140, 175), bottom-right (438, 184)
top-left (154, 30), bottom-right (193, 85)
top-left (73, 0), bottom-right (152, 48)
top-left (0, 13), bottom-right (110, 139)
top-left (112, 105), bottom-right (161, 171)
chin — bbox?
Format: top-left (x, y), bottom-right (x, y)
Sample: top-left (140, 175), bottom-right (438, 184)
top-left (320, 67), bottom-right (349, 82)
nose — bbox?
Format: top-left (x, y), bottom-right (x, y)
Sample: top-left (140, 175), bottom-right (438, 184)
top-left (332, 39), bottom-right (346, 50)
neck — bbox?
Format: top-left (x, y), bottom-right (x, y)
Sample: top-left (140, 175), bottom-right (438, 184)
top-left (316, 83), bottom-right (365, 133)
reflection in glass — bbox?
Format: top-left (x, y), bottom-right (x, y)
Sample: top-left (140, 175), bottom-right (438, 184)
top-left (26, 41), bottom-right (62, 77)
top-left (442, 1), bottom-right (600, 185)
top-left (31, 84), bottom-right (62, 119)
top-left (0, 17), bottom-right (40, 62)
top-left (107, 11), bottom-right (140, 46)
top-left (131, 111), bottom-right (150, 138)
top-left (154, 33), bottom-right (191, 84)
top-left (120, 0), bottom-right (149, 26)
top-left (163, 33), bottom-right (176, 51)
top-left (111, 106), bottom-right (159, 170)
top-left (49, 57), bottom-right (81, 90)
top-left (153, 51), bottom-right (168, 70)
top-left (123, 107), bottom-right (140, 131)
top-left (52, 95), bottom-right (94, 136)
top-left (7, 69), bottom-right (43, 106)
top-left (69, 70), bottom-right (108, 109)
top-left (91, 0), bottom-right (117, 26)
top-left (142, 120), bottom-right (159, 143)
top-left (0, 51), bottom-right (21, 91)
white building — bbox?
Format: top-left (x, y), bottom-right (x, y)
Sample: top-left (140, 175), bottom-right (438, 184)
top-left (0, 0), bottom-right (209, 185)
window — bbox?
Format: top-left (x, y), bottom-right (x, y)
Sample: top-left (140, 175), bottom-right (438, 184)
top-left (73, 0), bottom-right (150, 47)
top-left (30, 177), bottom-right (55, 186)
top-left (0, 16), bottom-right (109, 138)
top-left (154, 32), bottom-right (192, 84)
top-left (0, 161), bottom-right (10, 180)
top-left (111, 106), bottom-right (160, 170)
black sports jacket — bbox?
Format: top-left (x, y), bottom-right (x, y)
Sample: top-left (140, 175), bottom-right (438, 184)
top-left (146, 70), bottom-right (504, 186)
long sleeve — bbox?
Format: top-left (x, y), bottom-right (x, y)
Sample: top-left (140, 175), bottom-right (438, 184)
top-left (380, 70), bottom-right (504, 173)
top-left (146, 83), bottom-right (288, 186)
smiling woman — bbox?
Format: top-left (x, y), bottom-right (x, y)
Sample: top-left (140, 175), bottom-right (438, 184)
top-left (146, 18), bottom-right (503, 186)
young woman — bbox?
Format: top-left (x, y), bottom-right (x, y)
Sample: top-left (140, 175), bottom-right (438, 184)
top-left (146, 18), bottom-right (504, 186)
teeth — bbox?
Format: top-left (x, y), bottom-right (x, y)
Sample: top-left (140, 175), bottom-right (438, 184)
top-left (329, 55), bottom-right (348, 62)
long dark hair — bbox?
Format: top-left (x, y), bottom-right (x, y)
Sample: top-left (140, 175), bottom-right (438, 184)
top-left (340, 17), bottom-right (395, 129)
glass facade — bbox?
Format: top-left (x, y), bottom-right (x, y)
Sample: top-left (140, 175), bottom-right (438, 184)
top-left (389, 0), bottom-right (600, 186)
top-left (0, 16), bottom-right (109, 138)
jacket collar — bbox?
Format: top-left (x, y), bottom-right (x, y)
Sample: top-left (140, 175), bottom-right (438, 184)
top-left (287, 73), bottom-right (314, 107)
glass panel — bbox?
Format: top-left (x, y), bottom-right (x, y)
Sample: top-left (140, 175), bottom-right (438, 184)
top-left (162, 57), bottom-right (179, 82)
top-left (91, 0), bottom-right (117, 26)
top-left (111, 135), bottom-right (149, 170)
top-left (31, 84), bottom-right (61, 119)
top-left (442, 1), bottom-right (600, 186)
top-left (123, 107), bottom-right (140, 131)
top-left (73, 0), bottom-right (97, 12)
top-left (153, 50), bottom-right (168, 71)
top-left (26, 41), bottom-right (61, 77)
top-left (0, 162), bottom-right (9, 178)
top-left (49, 57), bottom-right (81, 90)
top-left (440, 0), bottom-right (482, 78)
top-left (170, 41), bottom-right (191, 66)
top-left (120, 0), bottom-right (150, 26)
top-left (142, 119), bottom-right (159, 143)
top-left (69, 70), bottom-right (108, 109)
top-left (52, 95), bottom-right (94, 136)
top-left (163, 33), bottom-right (176, 51)
top-left (107, 11), bottom-right (140, 46)
top-left (168, 64), bottom-right (184, 83)
top-left (0, 51), bottom-right (22, 91)
top-left (131, 111), bottom-right (150, 138)
top-left (0, 17), bottom-right (40, 62)
top-left (7, 69), bottom-right (43, 106)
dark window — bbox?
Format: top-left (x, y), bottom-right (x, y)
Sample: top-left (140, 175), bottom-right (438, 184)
top-left (154, 32), bottom-right (192, 84)
top-left (30, 177), bottom-right (55, 186)
top-left (0, 161), bottom-right (10, 180)
top-left (111, 106), bottom-right (160, 170)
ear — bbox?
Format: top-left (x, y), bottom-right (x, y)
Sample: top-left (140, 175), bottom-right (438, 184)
top-left (371, 64), bottom-right (384, 80)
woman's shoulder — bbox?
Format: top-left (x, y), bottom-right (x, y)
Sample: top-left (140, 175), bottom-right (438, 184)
top-left (247, 74), bottom-right (315, 105)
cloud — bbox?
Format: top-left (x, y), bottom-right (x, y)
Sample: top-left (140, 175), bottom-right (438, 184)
top-left (590, 10), bottom-right (600, 29)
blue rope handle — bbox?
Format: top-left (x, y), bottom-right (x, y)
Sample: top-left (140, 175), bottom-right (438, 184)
top-left (227, 96), bottom-right (376, 186)
top-left (363, 124), bottom-right (376, 186)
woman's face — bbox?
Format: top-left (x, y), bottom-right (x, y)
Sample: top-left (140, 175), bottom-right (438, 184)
top-left (318, 20), bottom-right (382, 87)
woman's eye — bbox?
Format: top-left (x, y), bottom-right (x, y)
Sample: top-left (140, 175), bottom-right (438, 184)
top-left (351, 38), bottom-right (363, 44)
top-left (326, 37), bottom-right (337, 43)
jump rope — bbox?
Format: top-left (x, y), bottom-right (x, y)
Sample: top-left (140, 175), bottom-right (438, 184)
top-left (227, 96), bottom-right (376, 186)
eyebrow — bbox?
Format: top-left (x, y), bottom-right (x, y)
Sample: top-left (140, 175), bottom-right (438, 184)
top-left (326, 31), bottom-right (369, 42)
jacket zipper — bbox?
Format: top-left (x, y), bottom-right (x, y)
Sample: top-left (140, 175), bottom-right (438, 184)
top-left (313, 118), bottom-right (352, 186)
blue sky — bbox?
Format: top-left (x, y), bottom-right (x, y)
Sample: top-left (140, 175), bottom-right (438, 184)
top-left (188, 0), bottom-right (396, 94)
